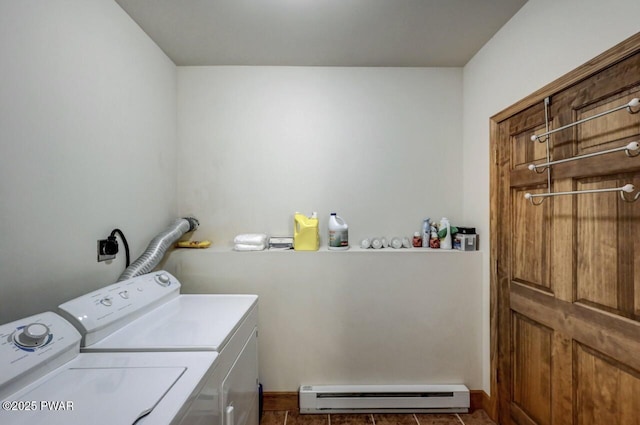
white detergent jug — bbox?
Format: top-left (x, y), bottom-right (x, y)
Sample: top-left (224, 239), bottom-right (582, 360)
top-left (440, 217), bottom-right (452, 250)
top-left (328, 213), bottom-right (349, 250)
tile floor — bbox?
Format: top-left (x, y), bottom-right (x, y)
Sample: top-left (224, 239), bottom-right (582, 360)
top-left (261, 410), bottom-right (496, 425)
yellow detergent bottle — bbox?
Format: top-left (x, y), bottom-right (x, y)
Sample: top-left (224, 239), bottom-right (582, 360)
top-left (294, 212), bottom-right (319, 251)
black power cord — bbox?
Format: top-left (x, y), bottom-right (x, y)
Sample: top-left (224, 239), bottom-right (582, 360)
top-left (108, 228), bottom-right (130, 268)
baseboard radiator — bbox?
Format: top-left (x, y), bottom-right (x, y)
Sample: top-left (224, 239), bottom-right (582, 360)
top-left (299, 384), bottom-right (469, 414)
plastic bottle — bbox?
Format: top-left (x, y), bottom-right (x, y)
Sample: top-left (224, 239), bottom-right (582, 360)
top-left (293, 212), bottom-right (319, 251)
top-left (440, 217), bottom-right (452, 250)
top-left (422, 218), bottom-right (430, 249)
top-left (328, 213), bottom-right (349, 250)
top-left (412, 231), bottom-right (422, 247)
top-left (430, 229), bottom-right (440, 248)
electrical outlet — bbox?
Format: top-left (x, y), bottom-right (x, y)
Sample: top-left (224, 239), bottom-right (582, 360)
top-left (97, 239), bottom-right (117, 262)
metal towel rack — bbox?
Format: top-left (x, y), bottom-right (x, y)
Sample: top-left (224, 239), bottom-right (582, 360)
top-left (525, 184), bottom-right (640, 206)
top-left (530, 98), bottom-right (639, 142)
top-left (528, 141), bottom-right (640, 173)
top-left (524, 97), bottom-right (640, 205)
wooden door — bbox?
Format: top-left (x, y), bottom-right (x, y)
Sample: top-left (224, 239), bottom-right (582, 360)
top-left (492, 36), bottom-right (640, 425)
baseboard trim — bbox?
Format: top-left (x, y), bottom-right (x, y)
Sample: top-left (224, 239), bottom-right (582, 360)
top-left (481, 390), bottom-right (497, 422)
top-left (469, 389), bottom-right (484, 411)
top-left (264, 390), bottom-right (491, 413)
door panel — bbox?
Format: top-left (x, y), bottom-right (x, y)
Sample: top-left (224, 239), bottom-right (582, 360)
top-left (575, 179), bottom-right (621, 311)
top-left (511, 186), bottom-right (550, 291)
top-left (576, 91), bottom-right (640, 154)
top-left (494, 38), bottom-right (640, 425)
top-left (512, 123), bottom-right (550, 169)
top-left (512, 313), bottom-right (552, 425)
top-left (575, 343), bottom-right (640, 425)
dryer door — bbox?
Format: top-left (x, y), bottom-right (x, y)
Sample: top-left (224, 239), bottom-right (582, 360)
top-left (222, 327), bottom-right (258, 425)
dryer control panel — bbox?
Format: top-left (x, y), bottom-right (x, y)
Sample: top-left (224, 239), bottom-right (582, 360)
top-left (58, 271), bottom-right (181, 347)
top-left (0, 312), bottom-right (80, 399)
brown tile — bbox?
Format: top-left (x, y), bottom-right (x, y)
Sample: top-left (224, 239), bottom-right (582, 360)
top-left (330, 414), bottom-right (374, 425)
top-left (261, 411), bottom-right (287, 425)
top-left (457, 410), bottom-right (496, 425)
top-left (373, 414), bottom-right (418, 425)
top-left (286, 410), bottom-right (329, 425)
top-left (414, 413), bottom-right (461, 425)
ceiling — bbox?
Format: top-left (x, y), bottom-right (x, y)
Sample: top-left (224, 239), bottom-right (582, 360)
top-left (114, 0), bottom-right (528, 67)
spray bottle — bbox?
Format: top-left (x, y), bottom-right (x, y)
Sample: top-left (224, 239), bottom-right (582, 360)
top-left (421, 218), bottom-right (430, 249)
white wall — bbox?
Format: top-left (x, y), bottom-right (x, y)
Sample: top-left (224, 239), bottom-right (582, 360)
top-left (462, 0), bottom-right (640, 392)
top-left (167, 248), bottom-right (484, 391)
top-left (0, 0), bottom-right (177, 323)
top-left (175, 66), bottom-right (475, 391)
top-left (177, 66), bottom-right (463, 244)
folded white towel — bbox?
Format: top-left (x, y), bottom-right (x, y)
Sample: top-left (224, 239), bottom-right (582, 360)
top-left (233, 233), bottom-right (268, 245)
top-left (234, 243), bottom-right (266, 251)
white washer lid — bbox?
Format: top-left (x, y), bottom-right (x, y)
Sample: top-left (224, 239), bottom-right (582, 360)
top-left (85, 295), bottom-right (257, 352)
top-left (2, 366), bottom-right (184, 425)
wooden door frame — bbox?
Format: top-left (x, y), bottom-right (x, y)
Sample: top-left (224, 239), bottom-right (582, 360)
top-left (487, 32), bottom-right (640, 422)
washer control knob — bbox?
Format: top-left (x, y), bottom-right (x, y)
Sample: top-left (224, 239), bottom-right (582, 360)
top-left (155, 273), bottom-right (171, 287)
top-left (100, 296), bottom-right (113, 306)
top-left (119, 290), bottom-right (129, 299)
top-left (15, 323), bottom-right (50, 347)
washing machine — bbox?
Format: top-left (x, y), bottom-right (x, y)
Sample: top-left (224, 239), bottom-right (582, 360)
top-left (58, 271), bottom-right (259, 425)
top-left (0, 311), bottom-right (222, 425)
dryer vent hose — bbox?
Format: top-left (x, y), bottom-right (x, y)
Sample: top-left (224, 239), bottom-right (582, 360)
top-left (117, 217), bottom-right (199, 282)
